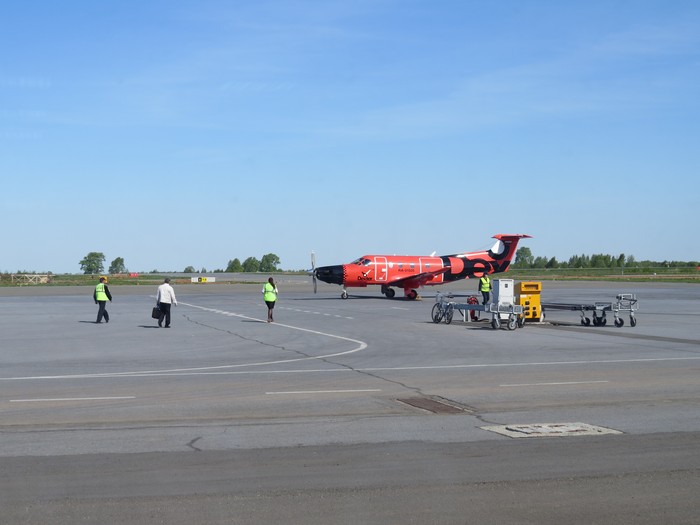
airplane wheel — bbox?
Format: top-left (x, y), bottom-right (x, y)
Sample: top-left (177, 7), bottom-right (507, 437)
top-left (407, 289), bottom-right (418, 300)
top-left (601, 318), bottom-right (607, 326)
top-left (386, 288), bottom-right (396, 299)
top-left (431, 304), bottom-right (443, 324)
top-left (341, 290), bottom-right (348, 300)
top-left (582, 318), bottom-right (591, 326)
top-left (445, 304), bottom-right (454, 325)
top-left (630, 316), bottom-right (637, 327)
top-left (615, 318), bottom-right (624, 327)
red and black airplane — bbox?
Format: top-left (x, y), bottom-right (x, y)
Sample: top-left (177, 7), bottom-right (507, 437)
top-left (312, 233), bottom-right (531, 299)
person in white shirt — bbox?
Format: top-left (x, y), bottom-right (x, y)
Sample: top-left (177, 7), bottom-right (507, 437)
top-left (156, 278), bottom-right (177, 328)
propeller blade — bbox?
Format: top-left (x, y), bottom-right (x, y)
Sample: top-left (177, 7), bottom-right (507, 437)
top-left (311, 252), bottom-right (317, 294)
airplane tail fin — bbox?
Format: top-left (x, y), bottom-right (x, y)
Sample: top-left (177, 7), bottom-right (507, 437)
top-left (489, 234), bottom-right (532, 272)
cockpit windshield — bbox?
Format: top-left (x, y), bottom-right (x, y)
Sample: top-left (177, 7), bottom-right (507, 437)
top-left (351, 258), bottom-right (372, 266)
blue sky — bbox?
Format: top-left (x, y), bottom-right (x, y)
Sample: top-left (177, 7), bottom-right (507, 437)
top-left (2, 1), bottom-right (699, 273)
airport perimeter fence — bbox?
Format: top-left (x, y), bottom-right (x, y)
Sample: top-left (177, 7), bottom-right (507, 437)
top-left (507, 266), bottom-right (700, 281)
top-left (1, 268), bottom-right (699, 287)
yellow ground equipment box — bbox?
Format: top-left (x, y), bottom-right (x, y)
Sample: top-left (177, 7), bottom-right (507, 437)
top-left (516, 281), bottom-right (542, 321)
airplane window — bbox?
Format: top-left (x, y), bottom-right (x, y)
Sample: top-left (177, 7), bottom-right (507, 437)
top-left (410, 263), bottom-right (415, 269)
top-left (362, 259), bottom-right (371, 266)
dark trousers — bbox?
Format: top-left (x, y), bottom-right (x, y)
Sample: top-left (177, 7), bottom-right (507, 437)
top-left (158, 302), bottom-right (172, 327)
top-left (96, 301), bottom-right (109, 322)
top-left (265, 300), bottom-right (276, 321)
top-left (481, 291), bottom-right (490, 305)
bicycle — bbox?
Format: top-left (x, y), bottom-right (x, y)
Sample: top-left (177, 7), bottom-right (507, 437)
top-left (431, 292), bottom-right (454, 324)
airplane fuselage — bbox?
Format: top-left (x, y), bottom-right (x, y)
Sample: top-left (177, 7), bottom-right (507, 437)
top-left (313, 234), bottom-right (531, 299)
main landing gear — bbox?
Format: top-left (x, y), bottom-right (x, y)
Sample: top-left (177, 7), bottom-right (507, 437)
top-left (381, 285), bottom-right (419, 300)
top-left (339, 286), bottom-right (420, 300)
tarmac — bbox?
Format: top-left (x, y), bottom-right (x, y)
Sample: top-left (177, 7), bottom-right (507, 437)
top-left (1, 278), bottom-right (699, 524)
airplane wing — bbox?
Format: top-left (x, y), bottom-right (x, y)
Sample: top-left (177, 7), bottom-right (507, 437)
top-left (386, 268), bottom-right (450, 289)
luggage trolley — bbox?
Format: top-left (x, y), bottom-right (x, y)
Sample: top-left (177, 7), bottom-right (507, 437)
top-left (542, 293), bottom-right (638, 328)
top-left (431, 280), bottom-right (525, 330)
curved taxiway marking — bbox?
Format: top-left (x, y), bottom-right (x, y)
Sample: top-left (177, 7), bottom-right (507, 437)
top-left (1, 301), bottom-right (368, 381)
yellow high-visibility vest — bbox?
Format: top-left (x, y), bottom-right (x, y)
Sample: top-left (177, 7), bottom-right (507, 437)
top-left (263, 283), bottom-right (277, 302)
top-left (479, 276), bottom-right (491, 292)
top-left (95, 283), bottom-right (108, 301)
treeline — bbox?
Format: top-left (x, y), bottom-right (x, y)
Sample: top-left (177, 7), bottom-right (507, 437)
top-left (195, 253), bottom-right (282, 274)
top-left (76, 252), bottom-right (283, 275)
top-left (512, 248), bottom-right (698, 269)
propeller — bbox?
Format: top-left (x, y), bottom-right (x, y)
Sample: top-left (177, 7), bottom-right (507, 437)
top-left (310, 251), bottom-right (317, 293)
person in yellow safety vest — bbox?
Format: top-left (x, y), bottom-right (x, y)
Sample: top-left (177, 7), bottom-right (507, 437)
top-left (478, 274), bottom-right (492, 305)
top-left (93, 276), bottom-right (113, 323)
top-left (262, 277), bottom-right (279, 323)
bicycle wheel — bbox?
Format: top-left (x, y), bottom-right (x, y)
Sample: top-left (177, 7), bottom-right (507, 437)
top-left (444, 303), bottom-right (454, 324)
top-left (431, 303), bottom-right (443, 323)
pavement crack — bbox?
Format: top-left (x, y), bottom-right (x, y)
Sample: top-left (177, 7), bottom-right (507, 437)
top-left (186, 436), bottom-right (202, 452)
top-left (183, 315), bottom-right (288, 352)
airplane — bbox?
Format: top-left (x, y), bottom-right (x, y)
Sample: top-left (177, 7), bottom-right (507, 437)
top-left (311, 233), bottom-right (531, 299)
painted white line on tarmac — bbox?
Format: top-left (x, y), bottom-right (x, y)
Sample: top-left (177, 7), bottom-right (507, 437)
top-left (266, 389), bottom-right (382, 395)
top-left (9, 355), bottom-right (699, 381)
top-left (500, 381), bottom-right (609, 387)
top-left (359, 356), bottom-right (700, 371)
top-left (10, 397), bottom-right (135, 403)
top-left (0, 301), bottom-right (368, 382)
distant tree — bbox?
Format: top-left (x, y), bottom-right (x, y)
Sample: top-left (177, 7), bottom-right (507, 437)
top-left (108, 257), bottom-right (126, 274)
top-left (513, 247), bottom-right (534, 268)
top-left (259, 253), bottom-right (281, 273)
top-left (183, 266), bottom-right (196, 273)
top-left (80, 252), bottom-right (105, 275)
top-left (242, 257), bottom-right (260, 272)
top-left (568, 254), bottom-right (591, 268)
top-left (590, 253), bottom-right (612, 268)
top-left (545, 257), bottom-right (558, 269)
top-left (200, 267), bottom-right (207, 273)
top-left (532, 256), bottom-right (548, 268)
top-left (226, 258), bottom-right (243, 272)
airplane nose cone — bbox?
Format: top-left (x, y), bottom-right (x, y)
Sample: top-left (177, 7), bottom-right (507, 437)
top-left (314, 264), bottom-right (344, 285)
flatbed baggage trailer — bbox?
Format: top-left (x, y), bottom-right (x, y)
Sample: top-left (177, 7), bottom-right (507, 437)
top-left (432, 293), bottom-right (525, 330)
top-left (542, 293), bottom-right (638, 327)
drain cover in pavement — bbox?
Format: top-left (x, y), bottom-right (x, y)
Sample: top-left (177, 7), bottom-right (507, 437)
top-left (481, 422), bottom-right (622, 438)
top-left (397, 397), bottom-right (466, 414)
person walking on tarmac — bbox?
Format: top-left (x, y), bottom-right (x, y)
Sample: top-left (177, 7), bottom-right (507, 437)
top-left (478, 274), bottom-right (492, 305)
top-left (94, 276), bottom-right (112, 323)
top-left (156, 278), bottom-right (177, 328)
top-left (262, 277), bottom-right (278, 323)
